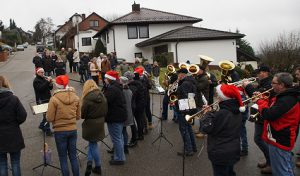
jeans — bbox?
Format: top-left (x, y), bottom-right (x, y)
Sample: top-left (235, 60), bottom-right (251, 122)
top-left (0, 151), bottom-right (21, 176)
top-left (254, 123), bottom-right (270, 165)
top-left (162, 93), bottom-right (169, 120)
top-left (123, 127), bottom-right (128, 145)
top-left (171, 105), bottom-right (178, 121)
top-left (87, 142), bottom-right (101, 167)
top-left (212, 163), bottom-right (236, 176)
top-left (269, 144), bottom-right (294, 176)
top-left (54, 130), bottom-right (79, 176)
top-left (177, 112), bottom-right (197, 152)
top-left (107, 123), bottom-right (125, 161)
top-left (73, 62), bottom-right (79, 73)
top-left (240, 107), bottom-right (249, 152)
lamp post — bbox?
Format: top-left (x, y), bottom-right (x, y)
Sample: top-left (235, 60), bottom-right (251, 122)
top-left (72, 13), bottom-right (81, 52)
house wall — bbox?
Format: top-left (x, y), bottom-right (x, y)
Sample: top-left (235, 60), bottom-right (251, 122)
top-left (169, 39), bottom-right (238, 65)
top-left (79, 13), bottom-right (107, 31)
top-left (74, 29), bottom-right (98, 53)
top-left (240, 61), bottom-right (258, 69)
top-left (106, 23), bottom-right (193, 63)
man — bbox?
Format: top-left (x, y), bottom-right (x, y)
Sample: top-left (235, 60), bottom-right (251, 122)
top-left (255, 72), bottom-right (300, 176)
top-left (175, 68), bottom-right (197, 156)
top-left (66, 48), bottom-right (73, 73)
top-left (119, 60), bottom-right (130, 76)
top-left (294, 67), bottom-right (300, 167)
top-left (101, 55), bottom-right (111, 87)
top-left (73, 49), bottom-right (80, 73)
top-left (60, 48), bottom-right (67, 70)
top-left (42, 51), bottom-right (54, 77)
top-left (243, 65), bottom-right (273, 174)
top-left (103, 70), bottom-right (127, 165)
top-left (33, 67), bottom-right (53, 135)
top-left (32, 53), bottom-right (43, 69)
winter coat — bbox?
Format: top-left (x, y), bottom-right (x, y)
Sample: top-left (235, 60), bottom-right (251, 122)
top-left (0, 89), bottom-right (27, 152)
top-left (33, 75), bottom-right (53, 103)
top-left (46, 88), bottom-right (81, 132)
top-left (101, 60), bottom-right (111, 72)
top-left (203, 99), bottom-right (242, 165)
top-left (152, 65), bottom-right (160, 77)
top-left (81, 89), bottom-right (108, 142)
top-left (144, 64), bottom-right (152, 75)
top-left (195, 74), bottom-right (209, 108)
top-left (119, 63), bottom-right (130, 76)
top-left (73, 51), bottom-right (80, 63)
top-left (80, 56), bottom-right (90, 70)
top-left (129, 79), bottom-right (146, 111)
top-left (55, 61), bottom-right (66, 76)
top-left (104, 81), bottom-right (127, 123)
top-left (32, 56), bottom-right (43, 68)
top-left (60, 51), bottom-right (67, 63)
top-left (123, 87), bottom-right (134, 126)
top-left (67, 51), bottom-right (73, 62)
top-left (42, 56), bottom-right (54, 72)
top-left (257, 88), bottom-right (300, 151)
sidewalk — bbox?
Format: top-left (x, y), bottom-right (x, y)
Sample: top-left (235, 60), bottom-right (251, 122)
top-left (0, 52), bottom-right (15, 69)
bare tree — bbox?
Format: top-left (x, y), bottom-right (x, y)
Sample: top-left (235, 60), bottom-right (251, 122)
top-left (33, 18), bottom-right (54, 44)
top-left (103, 14), bottom-right (121, 22)
top-left (259, 31), bottom-right (300, 72)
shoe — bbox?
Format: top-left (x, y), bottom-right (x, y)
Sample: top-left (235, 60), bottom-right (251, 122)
top-left (85, 161), bottom-right (92, 176)
top-left (257, 162), bottom-right (267, 168)
top-left (45, 131), bottom-right (53, 136)
top-left (296, 161), bottom-right (300, 168)
top-left (109, 160), bottom-right (125, 165)
top-left (260, 166), bottom-right (272, 174)
top-left (240, 150), bottom-right (248, 156)
top-left (128, 141), bottom-right (137, 148)
top-left (195, 133), bottom-right (205, 139)
top-left (124, 145), bottom-right (129, 154)
top-left (148, 123), bottom-right (153, 130)
top-left (107, 149), bottom-right (114, 154)
top-left (177, 151), bottom-right (194, 157)
top-left (143, 128), bottom-right (148, 135)
top-left (137, 136), bottom-right (144, 140)
top-left (193, 149), bottom-right (198, 153)
top-left (92, 166), bottom-right (101, 175)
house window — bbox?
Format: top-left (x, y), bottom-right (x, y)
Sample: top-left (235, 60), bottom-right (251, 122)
top-left (89, 20), bottom-right (99, 27)
top-left (107, 32), bottom-right (109, 43)
top-left (82, 37), bottom-right (92, 46)
top-left (128, 26), bottom-right (138, 39)
top-left (135, 52), bottom-right (143, 58)
top-left (139, 25), bottom-right (149, 38)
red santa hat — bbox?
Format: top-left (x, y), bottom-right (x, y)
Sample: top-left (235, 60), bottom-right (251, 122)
top-left (55, 75), bottom-right (69, 89)
top-left (105, 70), bottom-right (119, 81)
top-left (134, 67), bottom-right (144, 76)
top-left (216, 84), bottom-right (246, 112)
top-left (36, 67), bottom-right (44, 73)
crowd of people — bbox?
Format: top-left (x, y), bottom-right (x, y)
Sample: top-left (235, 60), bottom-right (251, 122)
top-left (0, 49), bottom-right (300, 176)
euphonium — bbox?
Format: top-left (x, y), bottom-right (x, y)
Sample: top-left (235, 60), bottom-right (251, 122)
top-left (219, 60), bottom-right (235, 84)
top-left (179, 62), bottom-right (189, 70)
top-left (188, 64), bottom-right (200, 75)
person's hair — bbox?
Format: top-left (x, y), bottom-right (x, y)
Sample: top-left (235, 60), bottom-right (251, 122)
top-left (294, 66), bottom-right (300, 73)
top-left (82, 80), bottom-right (99, 99)
top-left (274, 72), bottom-right (293, 88)
top-left (0, 75), bottom-right (11, 89)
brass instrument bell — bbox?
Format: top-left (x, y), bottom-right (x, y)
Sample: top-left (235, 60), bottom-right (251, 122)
top-left (188, 64), bottom-right (200, 75)
top-left (199, 55), bottom-right (214, 69)
top-left (219, 60), bottom-right (235, 83)
top-left (179, 62), bottom-right (189, 70)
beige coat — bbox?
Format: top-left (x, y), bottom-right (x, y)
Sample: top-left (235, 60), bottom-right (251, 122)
top-left (46, 88), bottom-right (81, 132)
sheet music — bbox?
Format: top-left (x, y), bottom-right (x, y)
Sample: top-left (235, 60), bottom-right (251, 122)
top-left (178, 99), bottom-right (189, 111)
top-left (32, 103), bottom-right (49, 114)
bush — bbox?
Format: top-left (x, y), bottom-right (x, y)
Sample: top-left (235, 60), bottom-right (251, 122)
top-left (153, 52), bottom-right (174, 67)
top-left (94, 39), bottom-right (106, 57)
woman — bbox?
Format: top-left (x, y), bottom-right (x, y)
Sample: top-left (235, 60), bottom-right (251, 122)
top-left (90, 57), bottom-right (99, 85)
top-left (46, 75), bottom-right (81, 176)
top-left (0, 75), bottom-right (27, 176)
top-left (81, 80), bottom-right (108, 175)
top-left (54, 55), bottom-right (66, 76)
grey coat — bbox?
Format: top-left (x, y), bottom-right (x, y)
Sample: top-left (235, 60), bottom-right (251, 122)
top-left (123, 87), bottom-right (134, 126)
top-left (81, 89), bottom-right (108, 142)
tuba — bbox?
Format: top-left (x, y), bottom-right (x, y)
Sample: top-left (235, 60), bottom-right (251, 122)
top-left (188, 64), bottom-right (200, 75)
top-left (199, 55), bottom-right (214, 69)
top-left (219, 60), bottom-right (235, 84)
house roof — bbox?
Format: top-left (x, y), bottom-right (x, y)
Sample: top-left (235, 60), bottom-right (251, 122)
top-left (136, 26), bottom-right (245, 47)
top-left (112, 8), bottom-right (202, 24)
top-left (93, 7), bottom-right (202, 38)
top-left (237, 48), bottom-right (260, 62)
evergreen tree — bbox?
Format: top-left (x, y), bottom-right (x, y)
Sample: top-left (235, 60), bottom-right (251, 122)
top-left (94, 39), bottom-right (107, 56)
top-left (236, 29), bottom-right (255, 56)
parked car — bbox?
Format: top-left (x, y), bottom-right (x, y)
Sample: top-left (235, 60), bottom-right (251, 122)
top-left (0, 44), bottom-right (13, 53)
top-left (17, 45), bottom-right (25, 51)
top-left (36, 45), bottom-right (45, 54)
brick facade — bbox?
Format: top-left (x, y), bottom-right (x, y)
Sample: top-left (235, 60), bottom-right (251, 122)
top-left (79, 12), bottom-right (108, 31)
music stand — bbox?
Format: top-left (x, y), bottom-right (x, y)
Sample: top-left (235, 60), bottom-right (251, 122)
top-left (151, 88), bottom-right (173, 149)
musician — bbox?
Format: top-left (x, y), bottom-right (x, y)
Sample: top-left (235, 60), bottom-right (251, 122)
top-left (243, 65), bottom-right (273, 174)
top-left (175, 68), bottom-right (197, 156)
top-left (33, 67), bottom-right (53, 136)
top-left (254, 72), bottom-right (300, 176)
top-left (294, 67), bottom-right (300, 168)
top-left (201, 84), bottom-right (244, 176)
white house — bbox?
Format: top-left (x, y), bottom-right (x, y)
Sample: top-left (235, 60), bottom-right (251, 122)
top-left (93, 3), bottom-right (244, 65)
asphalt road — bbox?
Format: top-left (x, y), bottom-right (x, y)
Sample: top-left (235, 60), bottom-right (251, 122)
top-left (0, 46), bottom-right (299, 176)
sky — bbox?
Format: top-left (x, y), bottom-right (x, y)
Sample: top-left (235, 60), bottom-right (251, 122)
top-left (1, 0), bottom-right (299, 52)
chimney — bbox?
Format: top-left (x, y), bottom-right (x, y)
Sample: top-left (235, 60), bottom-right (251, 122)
top-left (81, 14), bottom-right (86, 19)
top-left (132, 2), bottom-right (140, 12)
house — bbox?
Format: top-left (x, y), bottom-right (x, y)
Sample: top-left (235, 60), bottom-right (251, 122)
top-left (58, 12), bottom-right (108, 53)
top-left (237, 47), bottom-right (260, 69)
top-left (93, 3), bottom-right (244, 65)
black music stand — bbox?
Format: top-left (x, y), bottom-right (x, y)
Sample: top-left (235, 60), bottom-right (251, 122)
top-left (151, 89), bottom-right (173, 149)
top-left (32, 123), bottom-right (61, 175)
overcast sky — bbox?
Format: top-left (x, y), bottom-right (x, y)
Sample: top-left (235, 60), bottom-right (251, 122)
top-left (1, 0), bottom-right (299, 52)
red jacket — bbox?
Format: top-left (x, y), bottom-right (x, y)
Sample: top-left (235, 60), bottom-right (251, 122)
top-left (257, 88), bottom-right (300, 151)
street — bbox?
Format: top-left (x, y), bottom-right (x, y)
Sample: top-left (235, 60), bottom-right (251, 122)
top-left (0, 46), bottom-right (299, 176)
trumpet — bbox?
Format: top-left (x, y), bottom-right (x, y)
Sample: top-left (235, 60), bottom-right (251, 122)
top-left (185, 100), bottom-right (220, 123)
top-left (228, 77), bottom-right (257, 87)
top-left (242, 88), bottom-right (274, 104)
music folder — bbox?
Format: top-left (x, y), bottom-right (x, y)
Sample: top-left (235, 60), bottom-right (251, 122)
top-left (31, 103), bottom-right (49, 115)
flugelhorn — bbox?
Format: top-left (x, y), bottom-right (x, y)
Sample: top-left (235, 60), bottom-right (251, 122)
top-left (228, 77), bottom-right (257, 87)
top-left (185, 100), bottom-right (220, 123)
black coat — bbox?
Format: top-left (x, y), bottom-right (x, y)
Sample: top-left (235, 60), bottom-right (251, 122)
top-left (0, 90), bottom-right (27, 152)
top-left (33, 75), bottom-right (53, 103)
top-left (203, 99), bottom-right (242, 165)
top-left (82, 89), bottom-right (108, 142)
top-left (32, 56), bottom-right (43, 68)
top-left (129, 80), bottom-right (146, 111)
top-left (195, 74), bottom-right (209, 108)
top-left (104, 81), bottom-right (127, 123)
top-left (42, 56), bottom-right (54, 72)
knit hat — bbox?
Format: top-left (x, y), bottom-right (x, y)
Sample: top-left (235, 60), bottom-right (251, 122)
top-left (177, 68), bottom-right (188, 74)
top-left (216, 84), bottom-right (246, 112)
top-left (105, 70), bottom-right (119, 81)
top-left (36, 67), bottom-right (44, 73)
top-left (123, 71), bottom-right (134, 80)
top-left (56, 75), bottom-right (69, 89)
top-left (134, 67), bottom-right (144, 76)
top-left (120, 76), bottom-right (129, 85)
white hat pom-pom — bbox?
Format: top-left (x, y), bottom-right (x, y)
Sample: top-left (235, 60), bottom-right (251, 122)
top-left (239, 106), bottom-right (246, 112)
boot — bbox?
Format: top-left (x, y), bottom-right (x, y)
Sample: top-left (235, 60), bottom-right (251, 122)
top-left (148, 122), bottom-right (153, 130)
top-left (124, 145), bottom-right (129, 154)
top-left (260, 165), bottom-right (272, 174)
top-left (85, 161), bottom-right (92, 176)
top-left (128, 140), bottom-right (137, 148)
top-left (92, 166), bottom-right (102, 175)
top-left (195, 133), bottom-right (204, 139)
